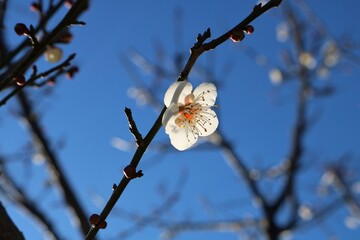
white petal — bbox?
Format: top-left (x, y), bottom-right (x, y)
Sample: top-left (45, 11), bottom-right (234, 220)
top-left (193, 83), bottom-right (217, 106)
top-left (199, 109), bottom-right (218, 136)
top-left (164, 81), bottom-right (192, 107)
top-left (168, 126), bottom-right (197, 151)
top-left (162, 103), bottom-right (179, 131)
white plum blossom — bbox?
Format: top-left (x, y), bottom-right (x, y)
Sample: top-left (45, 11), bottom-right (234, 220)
top-left (44, 46), bottom-right (62, 63)
top-left (162, 81), bottom-right (219, 151)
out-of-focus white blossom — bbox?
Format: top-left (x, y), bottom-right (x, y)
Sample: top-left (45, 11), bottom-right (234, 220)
top-left (344, 216), bottom-right (360, 229)
top-left (317, 67), bottom-right (330, 79)
top-left (298, 205), bottom-right (313, 221)
top-left (44, 46), bottom-right (63, 63)
top-left (323, 41), bottom-right (340, 67)
top-left (269, 68), bottom-right (284, 85)
top-left (127, 87), bottom-right (151, 106)
top-left (299, 52), bottom-right (317, 69)
top-left (32, 152), bottom-right (45, 165)
top-left (320, 170), bottom-right (336, 186)
top-left (279, 230), bottom-right (293, 240)
top-left (110, 137), bottom-right (133, 152)
top-left (276, 22), bottom-right (289, 42)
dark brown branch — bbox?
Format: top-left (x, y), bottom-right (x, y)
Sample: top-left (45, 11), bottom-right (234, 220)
top-left (270, 4), bottom-right (309, 213)
top-left (85, 1), bottom-right (283, 239)
top-left (331, 167), bottom-right (360, 217)
top-left (16, 90), bottom-right (94, 239)
top-left (0, 0), bottom-right (66, 69)
top-left (0, 0), bottom-right (8, 64)
top-left (0, 161), bottom-right (61, 240)
top-left (0, 53), bottom-right (75, 107)
top-left (209, 131), bottom-right (266, 208)
top-left (178, 0), bottom-right (283, 81)
top-left (0, 0), bottom-right (88, 90)
top-left (124, 107), bottom-right (143, 146)
top-left (162, 218), bottom-right (260, 239)
top-left (0, 202), bottom-right (25, 240)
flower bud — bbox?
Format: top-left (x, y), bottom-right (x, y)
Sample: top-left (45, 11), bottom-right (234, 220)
top-left (30, 3), bottom-right (41, 12)
top-left (64, 0), bottom-right (73, 8)
top-left (66, 66), bottom-right (79, 79)
top-left (123, 165), bottom-right (136, 179)
top-left (47, 77), bottom-right (56, 86)
top-left (230, 30), bottom-right (245, 42)
top-left (14, 23), bottom-right (30, 36)
top-left (244, 25), bottom-right (254, 34)
top-left (14, 75), bottom-right (26, 86)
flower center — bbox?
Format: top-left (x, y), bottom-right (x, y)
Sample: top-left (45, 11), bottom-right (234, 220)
top-left (175, 101), bottom-right (215, 141)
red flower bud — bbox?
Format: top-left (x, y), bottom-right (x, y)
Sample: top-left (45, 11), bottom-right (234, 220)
top-left (98, 221), bottom-right (107, 229)
top-left (47, 77), bottom-right (56, 86)
top-left (230, 30), bottom-right (245, 42)
top-left (89, 214), bottom-right (107, 229)
top-left (61, 32), bottom-right (73, 43)
top-left (64, 0), bottom-right (73, 8)
top-left (14, 23), bottom-right (30, 36)
top-left (65, 66), bottom-right (79, 79)
top-left (14, 75), bottom-right (26, 86)
top-left (123, 165), bottom-right (143, 179)
top-left (123, 165), bottom-right (136, 179)
top-left (30, 3), bottom-right (41, 12)
top-left (245, 25), bottom-right (254, 34)
top-left (89, 214), bottom-right (100, 225)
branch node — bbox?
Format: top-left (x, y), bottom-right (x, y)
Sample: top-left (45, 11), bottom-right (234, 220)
top-left (124, 107), bottom-right (143, 146)
top-left (69, 20), bottom-right (86, 26)
top-left (123, 165), bottom-right (144, 179)
top-left (253, 3), bottom-right (262, 13)
top-left (89, 214), bottom-right (107, 229)
top-left (192, 28), bottom-right (211, 50)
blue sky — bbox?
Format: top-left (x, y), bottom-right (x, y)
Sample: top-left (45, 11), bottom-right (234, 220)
top-left (1, 0), bottom-right (360, 240)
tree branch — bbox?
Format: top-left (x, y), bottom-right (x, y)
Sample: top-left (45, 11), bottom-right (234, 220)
top-left (16, 90), bottom-right (94, 239)
top-left (85, 1), bottom-right (283, 239)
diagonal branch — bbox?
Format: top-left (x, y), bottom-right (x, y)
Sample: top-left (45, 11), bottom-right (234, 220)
top-left (0, 53), bottom-right (76, 107)
top-left (85, 1), bottom-right (284, 239)
top-left (0, 0), bottom-right (88, 90)
top-left (16, 90), bottom-right (95, 239)
top-left (161, 217), bottom-right (261, 239)
top-left (0, 202), bottom-right (25, 240)
top-left (0, 160), bottom-right (61, 240)
top-left (209, 130), bottom-right (266, 208)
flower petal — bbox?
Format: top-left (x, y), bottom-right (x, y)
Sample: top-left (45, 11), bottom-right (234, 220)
top-left (162, 104), bottom-right (180, 134)
top-left (164, 81), bottom-right (192, 107)
top-left (198, 109), bottom-right (218, 136)
top-left (168, 125), bottom-right (198, 151)
top-left (193, 83), bottom-right (217, 106)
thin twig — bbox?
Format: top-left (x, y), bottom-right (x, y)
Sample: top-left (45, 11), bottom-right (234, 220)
top-left (124, 107), bottom-right (143, 146)
top-left (16, 90), bottom-right (95, 238)
top-left (0, 53), bottom-right (75, 107)
top-left (0, 0), bottom-right (87, 90)
top-left (0, 202), bottom-right (25, 240)
top-left (0, 160), bottom-right (61, 240)
top-left (84, 1), bottom-right (283, 239)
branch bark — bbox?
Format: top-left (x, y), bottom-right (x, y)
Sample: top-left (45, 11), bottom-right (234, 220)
top-left (16, 90), bottom-right (95, 239)
top-left (0, 202), bottom-right (25, 240)
top-left (85, 1), bottom-right (283, 239)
